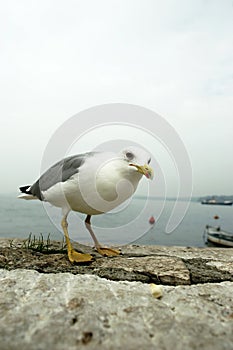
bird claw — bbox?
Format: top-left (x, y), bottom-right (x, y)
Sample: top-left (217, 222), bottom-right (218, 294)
top-left (68, 249), bottom-right (93, 264)
top-left (96, 247), bottom-right (121, 257)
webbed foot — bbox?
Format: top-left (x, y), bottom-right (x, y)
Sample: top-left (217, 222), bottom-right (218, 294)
top-left (96, 247), bottom-right (121, 257)
top-left (68, 249), bottom-right (93, 264)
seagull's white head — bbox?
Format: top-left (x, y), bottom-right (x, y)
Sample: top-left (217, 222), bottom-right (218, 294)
top-left (120, 146), bottom-right (154, 180)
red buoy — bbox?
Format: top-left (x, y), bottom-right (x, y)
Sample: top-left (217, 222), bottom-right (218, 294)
top-left (149, 216), bottom-right (155, 225)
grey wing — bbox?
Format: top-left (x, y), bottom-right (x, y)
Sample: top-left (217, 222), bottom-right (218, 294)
top-left (30, 153), bottom-right (95, 200)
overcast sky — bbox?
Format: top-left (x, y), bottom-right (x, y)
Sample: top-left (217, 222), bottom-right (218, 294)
top-left (1, 0), bottom-right (233, 196)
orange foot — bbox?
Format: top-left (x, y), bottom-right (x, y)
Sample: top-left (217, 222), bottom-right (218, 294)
top-left (68, 249), bottom-right (93, 264)
top-left (96, 247), bottom-right (121, 257)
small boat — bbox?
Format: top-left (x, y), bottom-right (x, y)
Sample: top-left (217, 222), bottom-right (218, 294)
top-left (149, 216), bottom-right (155, 225)
top-left (201, 199), bottom-right (232, 206)
top-left (204, 225), bottom-right (233, 247)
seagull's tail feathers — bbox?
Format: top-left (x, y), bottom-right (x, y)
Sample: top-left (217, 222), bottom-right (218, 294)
top-left (18, 185), bottom-right (38, 200)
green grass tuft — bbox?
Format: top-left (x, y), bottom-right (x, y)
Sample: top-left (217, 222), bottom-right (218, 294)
top-left (10, 233), bottom-right (66, 253)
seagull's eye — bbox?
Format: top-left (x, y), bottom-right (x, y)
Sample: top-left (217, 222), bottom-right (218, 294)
top-left (125, 152), bottom-right (134, 161)
top-left (148, 157), bottom-right (151, 164)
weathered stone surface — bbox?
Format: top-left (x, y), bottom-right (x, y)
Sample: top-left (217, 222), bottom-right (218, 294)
top-left (1, 239), bottom-right (233, 349)
top-left (91, 255), bottom-right (190, 285)
top-left (0, 269), bottom-right (233, 350)
top-left (0, 239), bottom-right (232, 285)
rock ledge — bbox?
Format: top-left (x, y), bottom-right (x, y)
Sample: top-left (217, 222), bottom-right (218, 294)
top-left (0, 239), bottom-right (233, 349)
top-left (0, 238), bottom-right (232, 285)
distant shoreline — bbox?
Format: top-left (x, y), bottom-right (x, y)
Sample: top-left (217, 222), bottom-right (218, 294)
top-left (1, 193), bottom-right (233, 203)
top-left (134, 195), bottom-right (233, 203)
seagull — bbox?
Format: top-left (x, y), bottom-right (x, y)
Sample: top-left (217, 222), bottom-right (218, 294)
top-left (18, 146), bottom-right (154, 263)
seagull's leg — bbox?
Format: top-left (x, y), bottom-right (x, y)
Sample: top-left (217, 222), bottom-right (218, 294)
top-left (61, 213), bottom-right (93, 263)
top-left (85, 215), bottom-right (120, 257)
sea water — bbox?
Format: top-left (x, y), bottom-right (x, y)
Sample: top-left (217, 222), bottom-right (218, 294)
top-left (0, 193), bottom-right (232, 247)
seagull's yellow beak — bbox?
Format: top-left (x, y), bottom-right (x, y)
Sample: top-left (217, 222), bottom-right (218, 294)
top-left (129, 163), bottom-right (154, 180)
